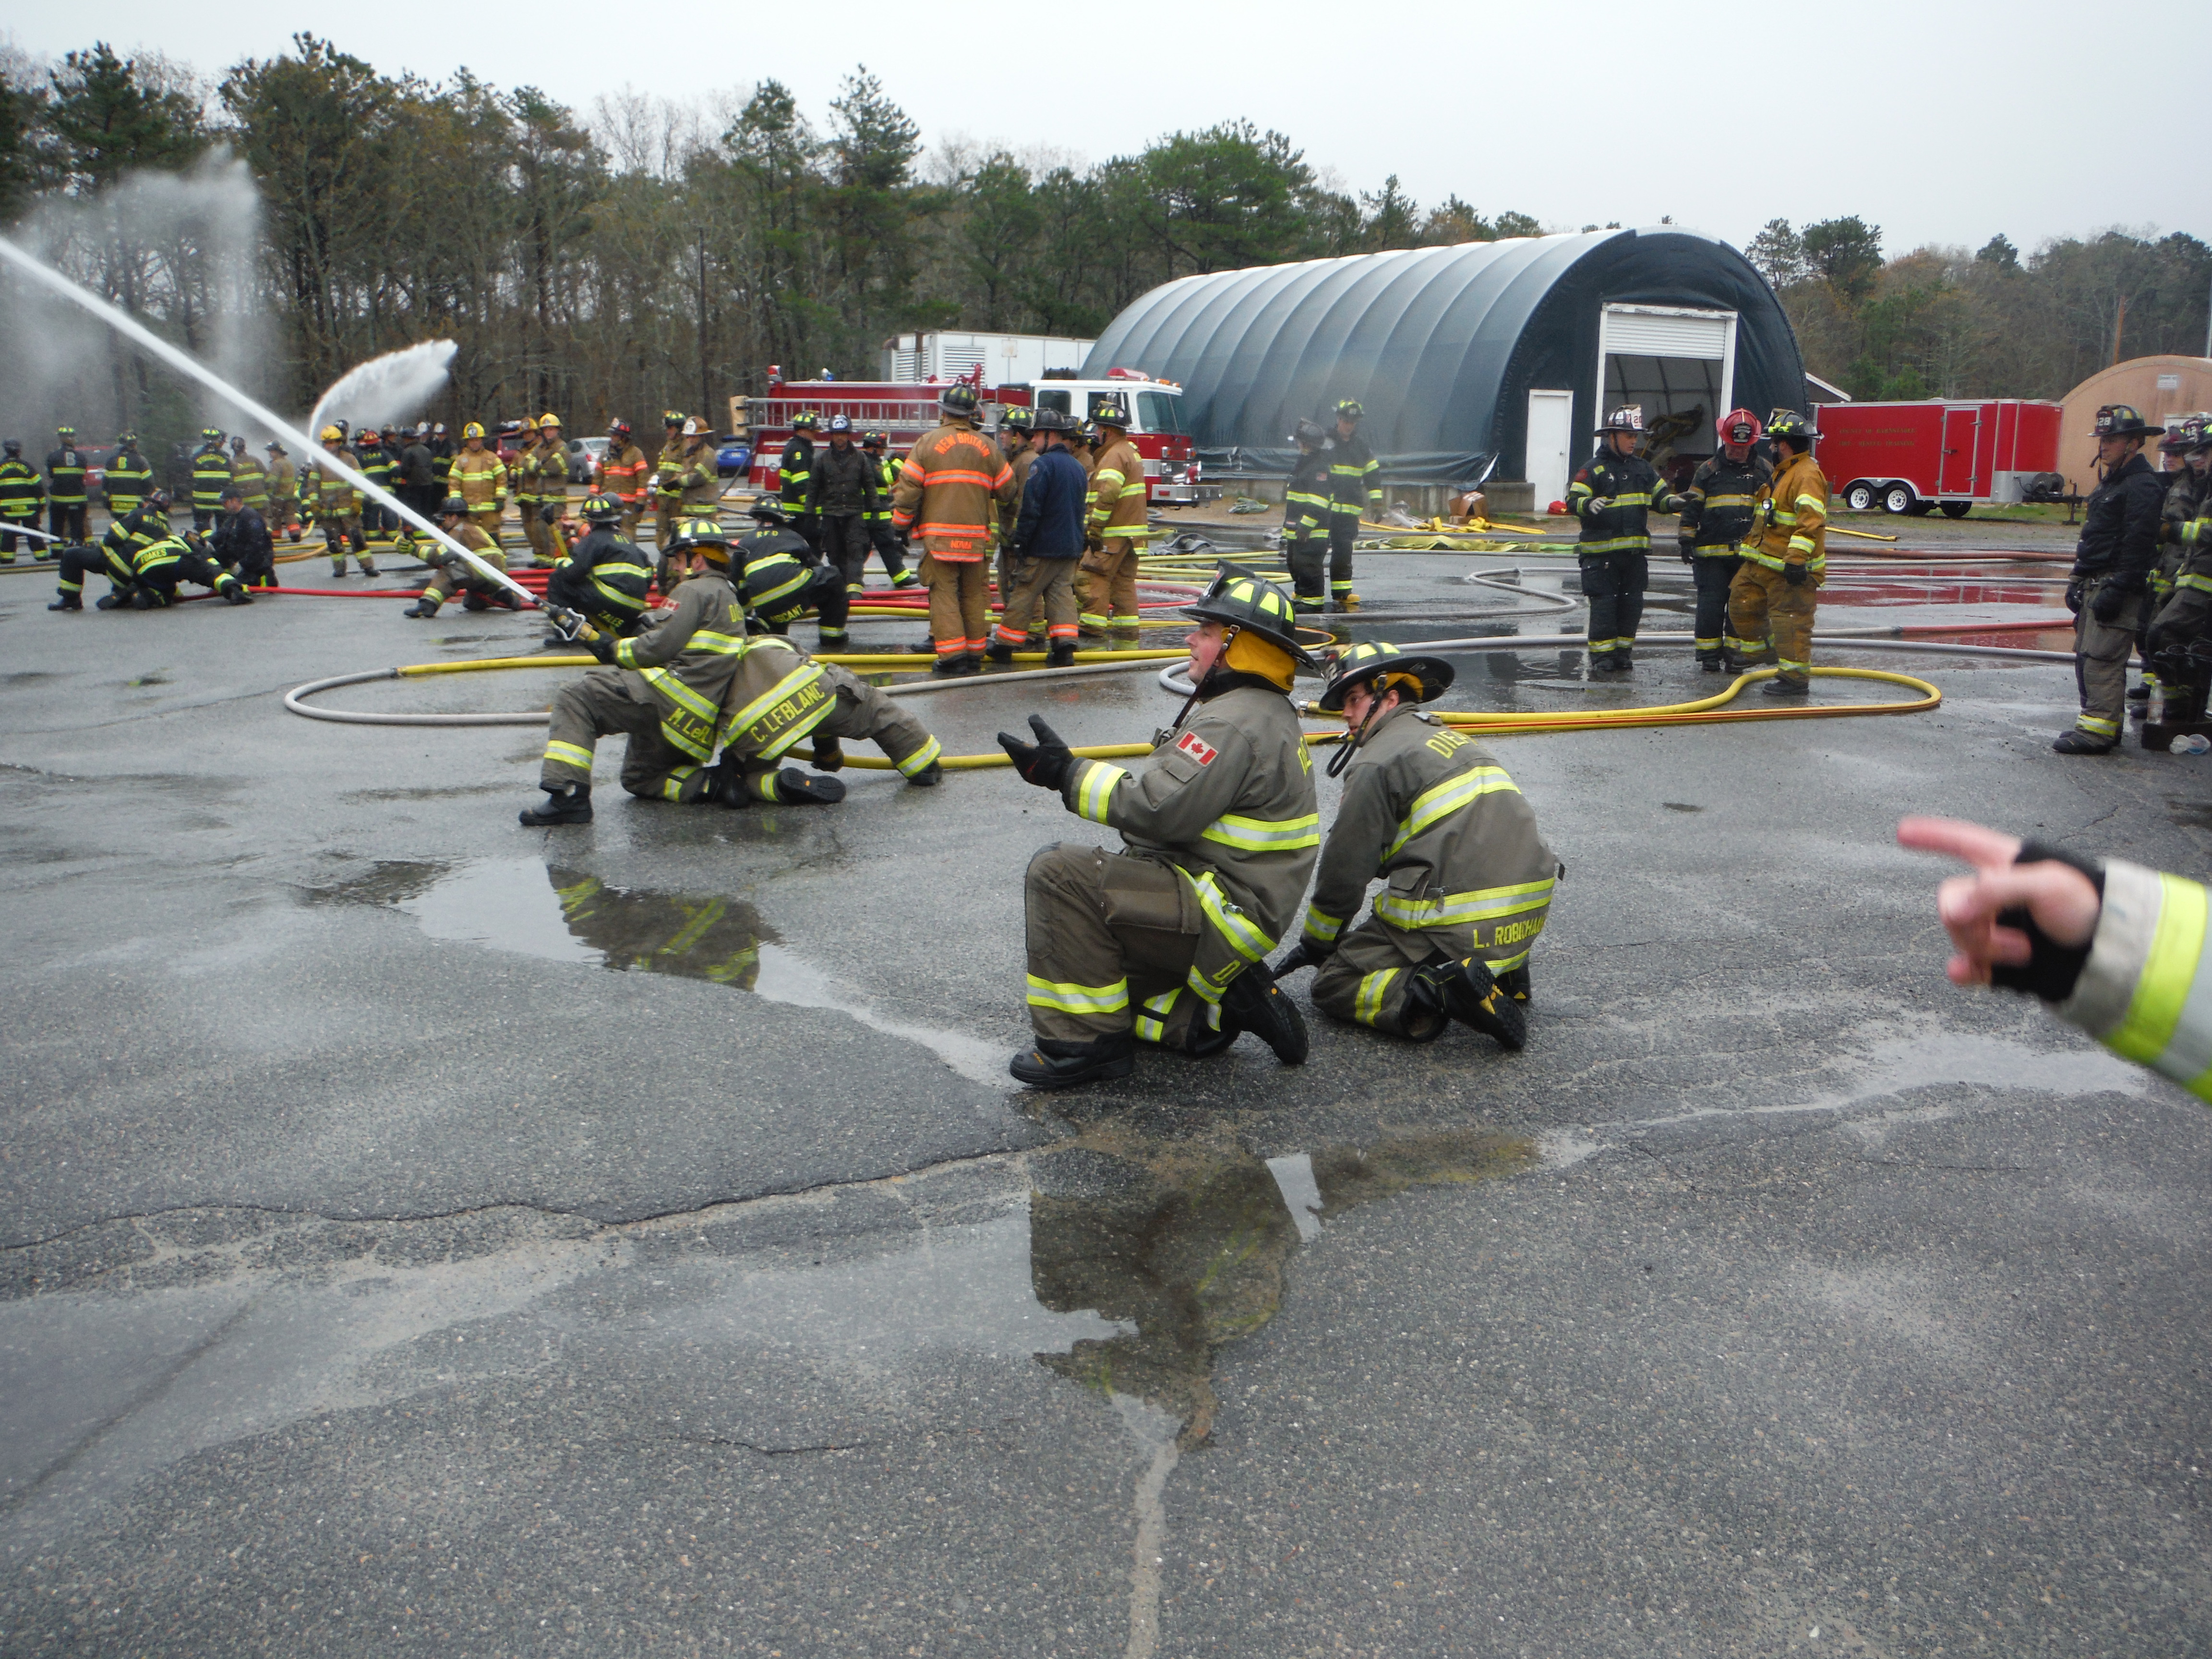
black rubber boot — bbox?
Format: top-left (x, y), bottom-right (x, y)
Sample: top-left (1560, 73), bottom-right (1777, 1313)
top-left (519, 783), bottom-right (592, 826)
top-left (2052, 729), bottom-right (2114, 755)
top-left (1046, 640), bottom-right (1077, 668)
top-left (48, 592), bottom-right (80, 612)
top-left (461, 591), bottom-right (491, 612)
top-left (1761, 675), bottom-right (1810, 697)
top-left (497, 590), bottom-right (523, 611)
top-left (402, 599), bottom-right (439, 618)
top-left (767, 766), bottom-right (845, 805)
top-left (1009, 1030), bottom-right (1136, 1090)
top-left (985, 639), bottom-right (1016, 665)
top-left (2128, 683), bottom-right (2151, 702)
top-left (1697, 653), bottom-right (1726, 673)
top-left (1209, 963), bottom-right (1310, 1065)
top-left (906, 760), bottom-right (943, 787)
top-left (812, 734), bottom-right (845, 771)
top-left (1496, 963), bottom-right (1533, 1006)
top-left (1410, 957), bottom-right (1527, 1051)
top-left (95, 591), bottom-right (128, 609)
top-left (130, 589), bottom-right (161, 610)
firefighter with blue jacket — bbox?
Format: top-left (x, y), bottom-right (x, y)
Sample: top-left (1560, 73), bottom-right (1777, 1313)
top-left (1569, 406), bottom-right (1682, 673)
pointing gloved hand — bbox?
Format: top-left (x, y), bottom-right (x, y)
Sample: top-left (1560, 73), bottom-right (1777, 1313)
top-left (997, 713), bottom-right (1075, 790)
top-left (1783, 560), bottom-right (1808, 587)
top-left (2090, 575), bottom-right (2141, 625)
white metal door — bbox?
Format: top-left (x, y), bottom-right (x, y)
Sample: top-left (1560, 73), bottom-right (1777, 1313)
top-left (1595, 303), bottom-right (1738, 427)
top-left (1527, 389), bottom-right (1574, 509)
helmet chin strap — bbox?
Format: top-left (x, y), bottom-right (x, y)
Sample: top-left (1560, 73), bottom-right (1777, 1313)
top-left (1175, 623), bottom-right (1239, 728)
top-left (1327, 690), bottom-right (1385, 778)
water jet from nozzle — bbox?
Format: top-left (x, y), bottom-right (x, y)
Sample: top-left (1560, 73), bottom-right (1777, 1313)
top-left (308, 341), bottom-right (457, 442)
top-left (0, 234), bottom-right (531, 607)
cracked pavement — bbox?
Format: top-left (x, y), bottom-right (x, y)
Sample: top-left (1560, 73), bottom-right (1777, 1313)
top-left (4, 529), bottom-right (2212, 1655)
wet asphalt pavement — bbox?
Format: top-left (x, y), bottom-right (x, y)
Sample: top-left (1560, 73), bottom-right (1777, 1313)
top-left (4, 524), bottom-right (2211, 1656)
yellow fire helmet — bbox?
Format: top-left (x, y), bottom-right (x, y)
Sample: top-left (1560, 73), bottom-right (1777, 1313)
top-left (517, 415), bottom-right (539, 433)
top-left (538, 412), bottom-right (562, 430)
top-left (319, 424), bottom-right (344, 444)
top-left (462, 421), bottom-right (486, 440)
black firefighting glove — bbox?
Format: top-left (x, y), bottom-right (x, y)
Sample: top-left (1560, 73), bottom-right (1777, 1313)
top-left (997, 713), bottom-right (1074, 790)
top-left (2091, 575), bottom-right (2141, 625)
top-left (1271, 938), bottom-right (1333, 976)
top-left (2064, 574), bottom-right (2086, 614)
top-left (1783, 560), bottom-right (1808, 587)
top-left (585, 632), bottom-right (617, 665)
top-left (2158, 519), bottom-right (2177, 545)
top-left (540, 502), bottom-right (563, 525)
top-left (1677, 533), bottom-right (1695, 565)
top-left (1990, 841), bottom-right (2105, 1004)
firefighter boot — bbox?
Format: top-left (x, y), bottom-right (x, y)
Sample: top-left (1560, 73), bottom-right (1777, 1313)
top-left (906, 759), bottom-right (943, 787)
top-left (811, 733), bottom-right (845, 771)
top-left (985, 639), bottom-right (1016, 665)
top-left (402, 597), bottom-right (441, 618)
top-left (1009, 1030), bottom-right (1137, 1090)
top-left (48, 591), bottom-right (80, 611)
top-left (519, 784), bottom-right (592, 826)
top-left (1046, 640), bottom-right (1077, 669)
top-left (1409, 957), bottom-right (1527, 1051)
top-left (1497, 963), bottom-right (1533, 1006)
top-left (1189, 964), bottom-right (1310, 1065)
top-left (1761, 673), bottom-right (1810, 697)
top-left (759, 767), bottom-right (845, 805)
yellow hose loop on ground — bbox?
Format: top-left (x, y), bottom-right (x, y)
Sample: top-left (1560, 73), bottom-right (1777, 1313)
top-left (392, 647), bottom-right (1192, 679)
top-left (830, 665), bottom-right (1941, 769)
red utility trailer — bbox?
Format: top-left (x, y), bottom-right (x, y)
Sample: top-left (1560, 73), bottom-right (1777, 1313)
top-left (1816, 399), bottom-right (2062, 516)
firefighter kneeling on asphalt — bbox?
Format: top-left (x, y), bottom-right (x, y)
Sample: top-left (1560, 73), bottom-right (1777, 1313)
top-left (521, 516), bottom-right (942, 826)
top-left (998, 565), bottom-right (1320, 1089)
top-left (540, 492), bottom-right (654, 641)
top-left (1271, 641), bottom-right (1555, 1047)
top-left (405, 496), bottom-right (522, 618)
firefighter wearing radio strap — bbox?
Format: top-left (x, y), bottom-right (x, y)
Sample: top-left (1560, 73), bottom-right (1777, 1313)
top-left (1727, 408), bottom-right (1829, 696)
top-left (998, 566), bottom-right (1320, 1090)
top-left (1272, 642), bottom-right (1553, 1049)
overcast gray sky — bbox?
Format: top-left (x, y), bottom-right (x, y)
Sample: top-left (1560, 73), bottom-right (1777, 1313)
top-left (4, 1), bottom-right (2186, 259)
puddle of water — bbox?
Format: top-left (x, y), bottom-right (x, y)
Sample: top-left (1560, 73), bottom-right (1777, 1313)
top-left (349, 857), bottom-right (1008, 1085)
top-left (299, 858), bottom-right (450, 907)
top-left (1030, 1123), bottom-right (1531, 1445)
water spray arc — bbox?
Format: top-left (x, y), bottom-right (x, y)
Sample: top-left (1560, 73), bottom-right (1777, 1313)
top-left (0, 235), bottom-right (530, 608)
top-left (307, 340), bottom-right (459, 446)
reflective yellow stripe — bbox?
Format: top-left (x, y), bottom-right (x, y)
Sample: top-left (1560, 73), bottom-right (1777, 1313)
top-left (2110, 875), bottom-right (2209, 1075)
top-left (1184, 869), bottom-right (1275, 969)
top-left (1375, 876), bottom-right (1556, 931)
top-left (657, 764), bottom-right (701, 802)
top-left (1384, 767), bottom-right (1519, 859)
top-left (1794, 493), bottom-right (1825, 512)
top-left (1302, 906), bottom-right (1345, 946)
top-left (543, 740), bottom-right (594, 769)
top-left (1200, 812), bottom-right (1320, 853)
top-left (638, 663), bottom-right (720, 724)
top-left (1075, 761), bottom-right (1125, 824)
top-left (1132, 989), bottom-right (1179, 1044)
top-left (896, 736), bottom-right (943, 777)
top-left (1354, 969), bottom-right (1401, 1028)
top-left (689, 629), bottom-right (750, 657)
top-left (1025, 974), bottom-right (1130, 1015)
top-left (728, 661), bottom-right (832, 757)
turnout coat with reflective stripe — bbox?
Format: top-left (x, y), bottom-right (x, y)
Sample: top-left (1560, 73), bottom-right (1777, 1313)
top-left (1569, 450), bottom-right (1679, 555)
top-left (608, 571), bottom-right (757, 762)
top-left (2056, 858), bottom-right (2212, 1106)
top-left (1679, 452), bottom-right (1772, 552)
top-left (889, 420), bottom-right (1017, 559)
top-left (1058, 682), bottom-right (1320, 1005)
top-left (1085, 435), bottom-right (1149, 541)
top-left (1300, 703), bottom-right (1557, 970)
top-left (1743, 449), bottom-right (1829, 579)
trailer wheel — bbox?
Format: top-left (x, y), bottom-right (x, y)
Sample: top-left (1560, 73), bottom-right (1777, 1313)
top-left (1939, 500), bottom-right (1971, 519)
top-left (1882, 483), bottom-right (1917, 515)
top-left (1845, 482), bottom-right (1877, 512)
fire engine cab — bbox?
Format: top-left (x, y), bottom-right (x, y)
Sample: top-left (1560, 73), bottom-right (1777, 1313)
top-left (744, 365), bottom-right (1214, 507)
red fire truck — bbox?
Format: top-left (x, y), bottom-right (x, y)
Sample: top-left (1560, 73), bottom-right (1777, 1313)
top-left (744, 366), bottom-right (1212, 506)
top-left (1816, 398), bottom-right (2063, 516)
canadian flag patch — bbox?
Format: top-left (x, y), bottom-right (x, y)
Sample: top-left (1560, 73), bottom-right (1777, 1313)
top-left (1175, 731), bottom-right (1217, 766)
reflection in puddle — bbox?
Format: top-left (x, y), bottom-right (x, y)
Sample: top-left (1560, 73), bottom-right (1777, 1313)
top-left (313, 856), bottom-right (1007, 1085)
top-left (1028, 1124), bottom-right (1531, 1445)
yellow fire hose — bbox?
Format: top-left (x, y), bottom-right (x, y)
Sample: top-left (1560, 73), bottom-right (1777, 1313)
top-left (315, 654), bottom-right (1936, 764)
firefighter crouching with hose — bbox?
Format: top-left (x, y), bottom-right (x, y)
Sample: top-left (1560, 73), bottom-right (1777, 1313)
top-left (1272, 642), bottom-right (1554, 1047)
top-left (998, 565), bottom-right (1318, 1089)
top-left (405, 496), bottom-right (523, 619)
top-left (522, 517), bottom-right (942, 827)
top-left (540, 492), bottom-right (654, 641)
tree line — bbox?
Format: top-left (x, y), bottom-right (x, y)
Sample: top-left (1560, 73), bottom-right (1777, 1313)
top-left (1749, 215), bottom-right (2211, 403)
top-left (2, 35), bottom-right (2205, 468)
